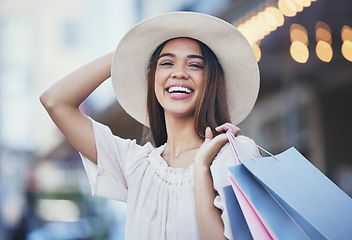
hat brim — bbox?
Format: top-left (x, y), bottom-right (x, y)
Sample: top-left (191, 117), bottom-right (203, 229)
top-left (111, 11), bottom-right (259, 127)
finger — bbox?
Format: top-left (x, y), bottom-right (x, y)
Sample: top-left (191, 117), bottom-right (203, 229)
top-left (215, 123), bottom-right (240, 136)
top-left (207, 133), bottom-right (230, 152)
top-left (233, 126), bottom-right (240, 136)
top-left (215, 122), bottom-right (232, 132)
top-left (204, 127), bottom-right (213, 140)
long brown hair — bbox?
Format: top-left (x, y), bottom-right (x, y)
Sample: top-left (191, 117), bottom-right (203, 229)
top-left (146, 38), bottom-right (231, 147)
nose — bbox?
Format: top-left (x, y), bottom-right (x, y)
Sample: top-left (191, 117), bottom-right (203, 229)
top-left (171, 65), bottom-right (189, 80)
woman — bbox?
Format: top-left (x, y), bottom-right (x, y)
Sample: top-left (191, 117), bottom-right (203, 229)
top-left (40, 12), bottom-right (260, 240)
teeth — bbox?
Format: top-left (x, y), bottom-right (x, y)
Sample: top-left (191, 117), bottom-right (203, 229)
top-left (168, 86), bottom-right (192, 94)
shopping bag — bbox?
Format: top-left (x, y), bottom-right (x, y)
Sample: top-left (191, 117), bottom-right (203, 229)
top-left (226, 132), bottom-right (308, 240)
top-left (222, 185), bottom-right (253, 240)
top-left (223, 134), bottom-right (270, 240)
top-left (229, 162), bottom-right (309, 240)
top-left (227, 132), bottom-right (352, 240)
top-left (223, 133), bottom-right (277, 240)
top-left (228, 177), bottom-right (276, 240)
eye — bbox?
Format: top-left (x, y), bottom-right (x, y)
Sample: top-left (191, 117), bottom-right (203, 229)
top-left (189, 63), bottom-right (203, 69)
top-left (159, 61), bottom-right (173, 66)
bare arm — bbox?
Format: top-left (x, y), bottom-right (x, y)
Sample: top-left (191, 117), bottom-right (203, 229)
top-left (40, 52), bottom-right (114, 164)
top-left (194, 124), bottom-right (240, 240)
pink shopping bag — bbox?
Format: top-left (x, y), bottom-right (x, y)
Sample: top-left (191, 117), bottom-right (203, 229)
top-left (226, 131), bottom-right (352, 240)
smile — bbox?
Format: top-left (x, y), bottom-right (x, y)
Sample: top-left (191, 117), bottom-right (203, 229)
top-left (165, 84), bottom-right (194, 100)
top-left (167, 86), bottom-right (193, 94)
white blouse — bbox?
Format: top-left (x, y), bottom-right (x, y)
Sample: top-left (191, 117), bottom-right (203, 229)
top-left (80, 118), bottom-right (260, 240)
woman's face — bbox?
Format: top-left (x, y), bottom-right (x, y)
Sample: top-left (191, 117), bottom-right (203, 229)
top-left (154, 38), bottom-right (204, 120)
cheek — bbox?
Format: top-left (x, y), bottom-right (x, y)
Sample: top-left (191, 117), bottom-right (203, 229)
top-left (194, 73), bottom-right (205, 88)
top-left (154, 68), bottom-right (170, 93)
top-left (154, 72), bottom-right (164, 103)
top-left (154, 71), bottom-right (162, 91)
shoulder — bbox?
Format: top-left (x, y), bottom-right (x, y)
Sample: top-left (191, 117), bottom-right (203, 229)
top-left (233, 135), bottom-right (260, 159)
top-left (134, 141), bottom-right (159, 159)
top-left (221, 135), bottom-right (259, 157)
top-left (211, 135), bottom-right (260, 169)
top-left (89, 117), bottom-right (157, 161)
top-left (210, 135), bottom-right (260, 191)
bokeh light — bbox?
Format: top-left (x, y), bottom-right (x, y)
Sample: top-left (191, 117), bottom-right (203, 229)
top-left (265, 7), bottom-right (285, 27)
top-left (341, 40), bottom-right (352, 62)
top-left (290, 41), bottom-right (309, 63)
top-left (341, 25), bottom-right (352, 42)
top-left (290, 24), bottom-right (308, 46)
top-left (301, 0), bottom-right (312, 7)
top-left (314, 21), bottom-right (333, 62)
top-left (316, 40), bottom-right (333, 62)
top-left (293, 0), bottom-right (304, 12)
top-left (316, 21), bottom-right (332, 44)
top-left (252, 43), bottom-right (261, 62)
top-left (236, 6), bottom-right (286, 45)
top-left (278, 0), bottom-right (298, 17)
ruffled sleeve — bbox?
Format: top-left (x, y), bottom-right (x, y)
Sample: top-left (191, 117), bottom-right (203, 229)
top-left (210, 135), bottom-right (261, 239)
top-left (80, 118), bottom-right (143, 202)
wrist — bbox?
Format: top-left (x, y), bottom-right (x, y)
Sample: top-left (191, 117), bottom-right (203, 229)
top-left (194, 158), bottom-right (211, 170)
top-left (194, 151), bottom-right (217, 169)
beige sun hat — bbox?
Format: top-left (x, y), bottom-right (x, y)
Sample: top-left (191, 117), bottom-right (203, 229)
top-left (111, 11), bottom-right (259, 127)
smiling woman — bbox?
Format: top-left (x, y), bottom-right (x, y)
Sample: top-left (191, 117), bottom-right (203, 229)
top-left (40, 11), bottom-right (260, 240)
top-left (147, 38), bottom-right (231, 147)
top-left (154, 38), bottom-right (205, 132)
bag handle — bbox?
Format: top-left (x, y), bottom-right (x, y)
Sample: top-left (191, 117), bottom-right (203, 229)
top-left (226, 131), bottom-right (278, 163)
top-left (226, 131), bottom-right (241, 164)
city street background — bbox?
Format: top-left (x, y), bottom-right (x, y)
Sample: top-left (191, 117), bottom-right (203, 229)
top-left (0, 0), bottom-right (351, 239)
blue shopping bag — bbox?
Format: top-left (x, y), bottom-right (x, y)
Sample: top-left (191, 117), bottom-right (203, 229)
top-left (227, 132), bottom-right (352, 240)
top-left (222, 185), bottom-right (253, 240)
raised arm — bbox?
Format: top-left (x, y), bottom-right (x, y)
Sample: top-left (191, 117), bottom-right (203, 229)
top-left (40, 52), bottom-right (114, 164)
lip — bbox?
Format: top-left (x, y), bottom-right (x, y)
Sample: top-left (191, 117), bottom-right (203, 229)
top-left (165, 83), bottom-right (194, 100)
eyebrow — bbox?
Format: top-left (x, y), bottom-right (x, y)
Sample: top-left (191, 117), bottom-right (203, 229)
top-left (158, 53), bottom-right (203, 60)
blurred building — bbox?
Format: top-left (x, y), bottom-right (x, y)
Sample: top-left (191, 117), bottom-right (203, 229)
top-left (0, 0), bottom-right (351, 239)
top-left (230, 0), bottom-right (352, 194)
top-left (0, 0), bottom-right (138, 239)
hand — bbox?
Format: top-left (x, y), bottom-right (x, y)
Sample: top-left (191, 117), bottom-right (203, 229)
top-left (195, 123), bottom-right (240, 168)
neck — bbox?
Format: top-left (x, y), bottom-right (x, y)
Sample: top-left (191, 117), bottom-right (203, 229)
top-left (163, 114), bottom-right (203, 158)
